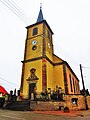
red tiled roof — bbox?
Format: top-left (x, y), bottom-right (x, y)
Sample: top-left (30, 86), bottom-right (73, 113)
top-left (0, 85), bottom-right (8, 94)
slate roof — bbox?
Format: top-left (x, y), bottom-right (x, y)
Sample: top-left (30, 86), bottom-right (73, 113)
top-left (37, 6), bottom-right (44, 22)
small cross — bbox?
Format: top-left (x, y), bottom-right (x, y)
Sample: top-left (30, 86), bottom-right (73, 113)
top-left (40, 3), bottom-right (42, 9)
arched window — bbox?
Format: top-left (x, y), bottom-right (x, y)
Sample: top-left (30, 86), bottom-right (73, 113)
top-left (32, 27), bottom-right (38, 36)
top-left (69, 74), bottom-right (73, 92)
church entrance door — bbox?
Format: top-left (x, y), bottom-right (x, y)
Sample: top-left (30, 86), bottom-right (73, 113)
top-left (29, 83), bottom-right (36, 99)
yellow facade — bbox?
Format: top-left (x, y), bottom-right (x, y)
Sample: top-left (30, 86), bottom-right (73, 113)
top-left (25, 36), bottom-right (43, 60)
top-left (66, 66), bottom-right (80, 94)
top-left (47, 61), bottom-right (54, 89)
top-left (54, 65), bottom-right (65, 91)
top-left (27, 24), bottom-right (43, 38)
top-left (20, 11), bottom-right (80, 99)
top-left (45, 25), bottom-right (53, 61)
top-left (22, 60), bottom-right (42, 98)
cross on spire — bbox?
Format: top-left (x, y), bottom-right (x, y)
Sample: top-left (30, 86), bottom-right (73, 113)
top-left (40, 3), bottom-right (42, 9)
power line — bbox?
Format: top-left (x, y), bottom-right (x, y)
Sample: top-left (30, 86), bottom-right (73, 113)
top-left (84, 74), bottom-right (90, 78)
top-left (3, 0), bottom-right (29, 24)
top-left (0, 0), bottom-right (30, 25)
top-left (82, 66), bottom-right (90, 69)
top-left (54, 45), bottom-right (79, 68)
top-left (10, 0), bottom-right (30, 22)
top-left (0, 0), bottom-right (28, 24)
top-left (6, 0), bottom-right (30, 23)
top-left (0, 76), bottom-right (18, 86)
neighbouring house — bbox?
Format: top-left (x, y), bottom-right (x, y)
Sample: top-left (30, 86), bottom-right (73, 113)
top-left (0, 85), bottom-right (8, 97)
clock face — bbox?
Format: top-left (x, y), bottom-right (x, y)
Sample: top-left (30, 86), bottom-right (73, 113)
top-left (32, 45), bottom-right (37, 50)
top-left (32, 40), bottom-right (37, 45)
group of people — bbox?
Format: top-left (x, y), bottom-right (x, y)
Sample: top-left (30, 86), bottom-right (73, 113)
top-left (33, 86), bottom-right (64, 101)
top-left (50, 86), bottom-right (64, 101)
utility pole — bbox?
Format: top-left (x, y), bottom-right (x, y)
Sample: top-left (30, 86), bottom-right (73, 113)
top-left (80, 64), bottom-right (85, 91)
top-left (80, 64), bottom-right (88, 110)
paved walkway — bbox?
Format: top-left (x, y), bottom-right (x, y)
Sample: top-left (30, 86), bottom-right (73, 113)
top-left (34, 110), bottom-right (90, 117)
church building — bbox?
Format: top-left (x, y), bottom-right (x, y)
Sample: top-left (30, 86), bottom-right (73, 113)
top-left (20, 7), bottom-right (80, 99)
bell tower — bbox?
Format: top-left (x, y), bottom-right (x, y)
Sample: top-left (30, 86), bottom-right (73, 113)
top-left (24, 7), bottom-right (54, 61)
top-left (20, 7), bottom-right (54, 98)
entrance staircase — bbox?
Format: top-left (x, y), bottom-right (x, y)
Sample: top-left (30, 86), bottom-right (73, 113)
top-left (5, 100), bottom-right (64, 111)
top-left (5, 100), bottom-right (30, 111)
top-left (30, 101), bottom-right (64, 111)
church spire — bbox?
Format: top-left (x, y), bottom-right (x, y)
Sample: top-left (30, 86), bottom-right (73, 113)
top-left (37, 4), bottom-right (44, 23)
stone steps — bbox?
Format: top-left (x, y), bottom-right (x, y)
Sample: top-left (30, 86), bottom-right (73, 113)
top-left (30, 101), bottom-right (64, 111)
top-left (4, 100), bottom-right (65, 111)
top-left (5, 101), bottom-right (30, 111)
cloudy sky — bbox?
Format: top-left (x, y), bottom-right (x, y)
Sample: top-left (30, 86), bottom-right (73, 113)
top-left (0, 0), bottom-right (90, 93)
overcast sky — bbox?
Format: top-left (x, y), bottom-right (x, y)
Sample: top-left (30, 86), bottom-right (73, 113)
top-left (0, 0), bottom-right (90, 93)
